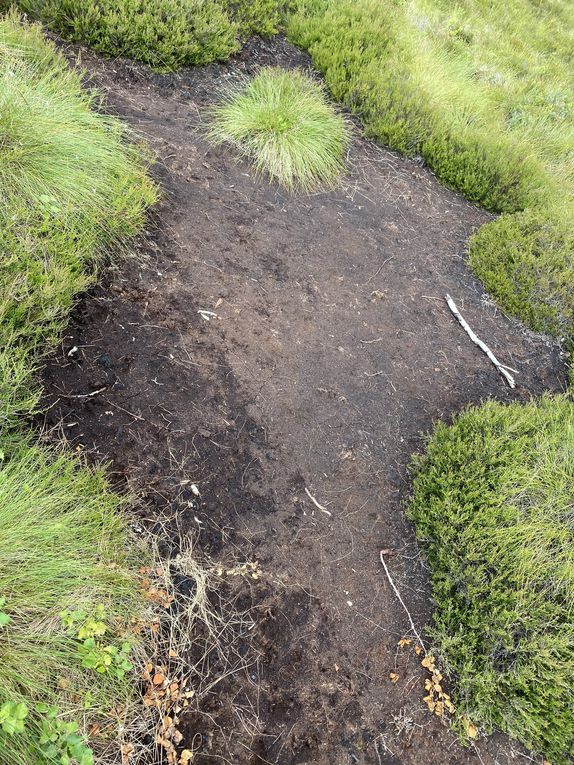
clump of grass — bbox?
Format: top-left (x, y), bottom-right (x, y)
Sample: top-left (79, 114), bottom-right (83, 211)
top-left (7, 0), bottom-right (284, 73)
top-left (408, 395), bottom-right (574, 763)
top-left (287, 0), bottom-right (574, 337)
top-left (0, 10), bottom-right (156, 432)
top-left (0, 438), bottom-right (147, 764)
top-left (207, 67), bottom-right (349, 191)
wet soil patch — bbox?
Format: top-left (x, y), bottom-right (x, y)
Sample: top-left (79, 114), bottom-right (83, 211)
top-left (42, 36), bottom-right (566, 765)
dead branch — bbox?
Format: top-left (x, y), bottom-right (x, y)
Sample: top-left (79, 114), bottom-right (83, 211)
top-left (445, 295), bottom-right (516, 388)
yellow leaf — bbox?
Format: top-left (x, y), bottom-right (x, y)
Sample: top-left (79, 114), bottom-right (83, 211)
top-left (462, 717), bottom-right (478, 739)
top-left (423, 694), bottom-right (436, 712)
top-left (389, 672), bottom-right (399, 684)
top-left (421, 655), bottom-right (436, 671)
top-left (398, 638), bottom-right (412, 648)
top-left (180, 751), bottom-right (194, 765)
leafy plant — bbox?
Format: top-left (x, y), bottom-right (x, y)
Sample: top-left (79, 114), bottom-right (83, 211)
top-left (5, 0), bottom-right (286, 72)
top-left (408, 395), bottom-right (574, 763)
top-left (0, 702), bottom-right (28, 735)
top-left (78, 639), bottom-right (133, 680)
top-left (37, 704), bottom-right (94, 765)
top-left (207, 67), bottom-right (349, 191)
top-left (469, 208), bottom-right (574, 345)
top-left (60, 606), bottom-right (107, 640)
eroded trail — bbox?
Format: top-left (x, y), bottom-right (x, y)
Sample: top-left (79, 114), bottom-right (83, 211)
top-left (43, 38), bottom-right (565, 765)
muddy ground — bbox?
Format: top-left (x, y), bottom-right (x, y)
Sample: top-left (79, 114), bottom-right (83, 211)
top-left (42, 37), bottom-right (566, 765)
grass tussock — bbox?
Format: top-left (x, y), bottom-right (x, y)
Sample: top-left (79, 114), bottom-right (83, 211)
top-left (0, 440), bottom-right (147, 764)
top-left (287, 0), bottom-right (574, 341)
top-left (408, 395), bottom-right (574, 763)
top-left (0, 10), bottom-right (156, 433)
top-left (206, 67), bottom-right (349, 191)
top-left (7, 0), bottom-right (284, 72)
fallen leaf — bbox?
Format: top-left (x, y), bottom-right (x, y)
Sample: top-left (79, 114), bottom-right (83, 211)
top-left (153, 672), bottom-right (165, 686)
top-left (462, 717), bottom-right (478, 739)
top-left (398, 638), bottom-right (412, 648)
top-left (180, 750), bottom-right (194, 765)
top-left (389, 672), bottom-right (399, 684)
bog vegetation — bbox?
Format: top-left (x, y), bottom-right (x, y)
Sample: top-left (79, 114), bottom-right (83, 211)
top-left (2, 1), bottom-right (574, 763)
top-left (0, 9), bottom-right (156, 433)
top-left (408, 396), bottom-right (574, 764)
top-left (13, 0), bottom-right (574, 339)
top-left (6, 0), bottom-right (283, 71)
top-left (0, 12), bottom-right (156, 763)
top-left (287, 0), bottom-right (574, 342)
top-left (206, 67), bottom-right (349, 191)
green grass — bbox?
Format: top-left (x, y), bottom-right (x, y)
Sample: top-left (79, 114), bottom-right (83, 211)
top-left (206, 67), bottom-right (349, 191)
top-left (0, 438), bottom-right (147, 764)
top-left (7, 0), bottom-right (284, 73)
top-left (287, 0), bottom-right (574, 342)
top-left (0, 14), bottom-right (157, 762)
top-left (0, 10), bottom-right (156, 433)
top-left (408, 395), bottom-right (574, 763)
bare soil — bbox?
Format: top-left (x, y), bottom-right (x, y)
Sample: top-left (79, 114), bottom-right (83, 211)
top-left (42, 37), bottom-right (566, 765)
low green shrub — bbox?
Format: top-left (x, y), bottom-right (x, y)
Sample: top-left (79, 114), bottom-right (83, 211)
top-left (16, 0), bottom-right (238, 72)
top-left (0, 439), bottom-right (146, 764)
top-left (408, 395), bottom-right (574, 763)
top-left (469, 209), bottom-right (574, 344)
top-left (287, 0), bottom-right (555, 212)
top-left (7, 0), bottom-right (285, 72)
top-left (206, 66), bottom-right (349, 191)
top-left (230, 0), bottom-right (284, 37)
top-left (0, 10), bottom-right (156, 432)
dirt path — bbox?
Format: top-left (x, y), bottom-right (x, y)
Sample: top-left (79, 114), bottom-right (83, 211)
top-left (43, 38), bottom-right (565, 765)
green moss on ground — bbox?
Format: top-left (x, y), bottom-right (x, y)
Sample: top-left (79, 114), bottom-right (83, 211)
top-left (408, 395), bottom-right (574, 763)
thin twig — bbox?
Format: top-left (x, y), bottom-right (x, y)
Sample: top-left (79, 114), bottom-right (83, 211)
top-left (60, 386), bottom-right (107, 399)
top-left (445, 295), bottom-right (516, 388)
top-left (304, 487), bottom-right (332, 516)
top-left (379, 550), bottom-right (426, 653)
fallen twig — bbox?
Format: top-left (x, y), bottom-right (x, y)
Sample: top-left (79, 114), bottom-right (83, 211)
top-left (60, 386), bottom-right (107, 399)
top-left (445, 294), bottom-right (516, 388)
top-left (379, 550), bottom-right (426, 653)
top-left (304, 487), bottom-right (332, 516)
top-left (197, 310), bottom-right (218, 322)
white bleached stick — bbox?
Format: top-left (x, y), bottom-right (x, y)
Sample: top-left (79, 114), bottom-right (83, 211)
top-left (445, 294), bottom-right (516, 388)
top-left (380, 550), bottom-right (426, 654)
top-left (304, 487), bottom-right (332, 516)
